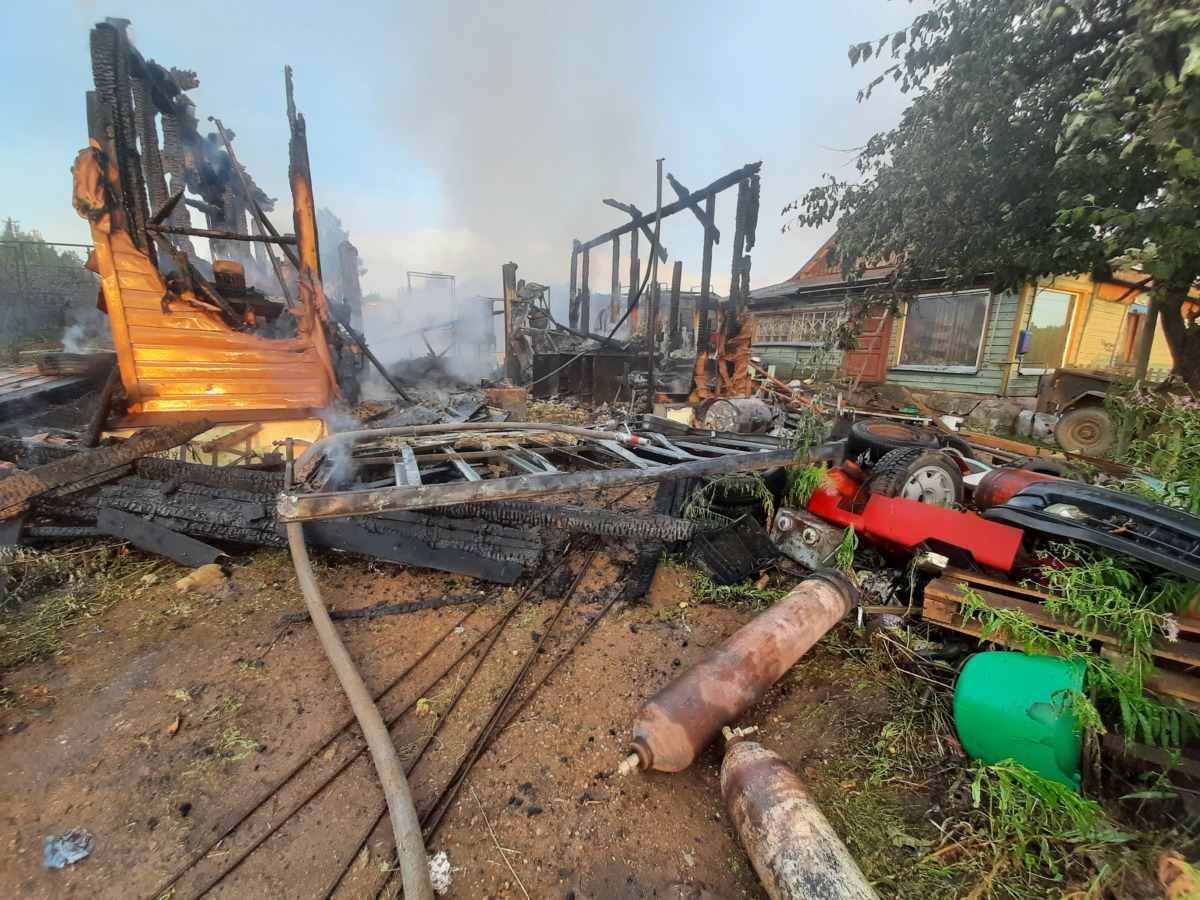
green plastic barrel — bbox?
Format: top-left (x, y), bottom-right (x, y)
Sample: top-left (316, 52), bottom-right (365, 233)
top-left (953, 651), bottom-right (1085, 789)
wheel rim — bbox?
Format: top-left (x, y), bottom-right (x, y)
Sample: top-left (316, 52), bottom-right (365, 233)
top-left (1062, 417), bottom-right (1100, 448)
top-left (900, 465), bottom-right (958, 504)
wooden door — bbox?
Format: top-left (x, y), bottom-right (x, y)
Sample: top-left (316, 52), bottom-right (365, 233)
top-left (838, 308), bottom-right (894, 384)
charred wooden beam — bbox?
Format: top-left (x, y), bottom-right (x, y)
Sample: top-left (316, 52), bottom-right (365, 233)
top-left (666, 173), bottom-right (720, 244)
top-left (439, 499), bottom-right (698, 541)
top-left (569, 243), bottom-right (580, 330)
top-left (147, 224), bottom-right (297, 244)
top-left (279, 444), bottom-right (837, 522)
top-left (580, 245), bottom-right (591, 334)
top-left (668, 259), bottom-right (684, 352)
top-left (578, 162), bottom-right (760, 252)
top-left (609, 236), bottom-right (621, 329)
top-left (96, 506), bottom-right (225, 567)
top-left (133, 457), bottom-right (283, 494)
top-left (0, 419), bottom-right (210, 520)
top-left (602, 200), bottom-right (669, 263)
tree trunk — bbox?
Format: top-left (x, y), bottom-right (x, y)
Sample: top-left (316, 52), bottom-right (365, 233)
top-left (1150, 284), bottom-right (1200, 393)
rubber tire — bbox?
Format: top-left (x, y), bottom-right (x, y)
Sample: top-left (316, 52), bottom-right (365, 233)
top-left (936, 432), bottom-right (977, 461)
top-left (1004, 455), bottom-right (1089, 482)
top-left (864, 447), bottom-right (964, 506)
top-left (1054, 406), bottom-right (1114, 455)
top-left (846, 419), bottom-right (939, 463)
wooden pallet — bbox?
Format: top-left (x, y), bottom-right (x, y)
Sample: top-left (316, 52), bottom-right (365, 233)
top-left (924, 568), bottom-right (1200, 706)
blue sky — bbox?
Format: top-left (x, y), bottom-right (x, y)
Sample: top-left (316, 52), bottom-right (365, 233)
top-left (1, 0), bottom-right (923, 310)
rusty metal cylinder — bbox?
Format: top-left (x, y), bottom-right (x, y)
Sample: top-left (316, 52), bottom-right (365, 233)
top-left (624, 572), bottom-right (856, 773)
top-left (703, 397), bottom-right (774, 433)
top-left (722, 738), bottom-right (878, 900)
top-left (973, 467), bottom-right (1058, 511)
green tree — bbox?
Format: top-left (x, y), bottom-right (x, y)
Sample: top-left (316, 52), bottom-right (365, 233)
top-left (789, 0), bottom-right (1200, 389)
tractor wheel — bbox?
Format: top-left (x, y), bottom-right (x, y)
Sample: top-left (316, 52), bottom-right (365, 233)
top-left (845, 419), bottom-right (939, 464)
top-left (1054, 406), bottom-right (1114, 455)
top-left (864, 448), bottom-right (964, 507)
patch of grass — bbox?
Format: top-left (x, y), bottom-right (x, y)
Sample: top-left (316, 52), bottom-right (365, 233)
top-left (782, 464), bottom-right (827, 508)
top-left (837, 526), bottom-right (859, 572)
top-left (692, 573), bottom-right (785, 610)
top-left (201, 695), bottom-right (245, 723)
top-left (0, 544), bottom-right (168, 673)
top-left (183, 726), bottom-right (261, 777)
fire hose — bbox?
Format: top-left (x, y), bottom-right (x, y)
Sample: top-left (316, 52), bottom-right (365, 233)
top-left (284, 441), bottom-right (434, 900)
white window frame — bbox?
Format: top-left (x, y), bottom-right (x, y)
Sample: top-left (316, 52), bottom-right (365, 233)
top-left (1016, 287), bottom-right (1081, 376)
top-left (893, 289), bottom-right (992, 374)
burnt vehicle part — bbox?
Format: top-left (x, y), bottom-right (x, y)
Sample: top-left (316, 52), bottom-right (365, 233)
top-left (844, 417), bottom-right (939, 463)
top-left (74, 20), bottom-right (359, 426)
top-left (862, 447), bottom-right (965, 507)
top-left (982, 480), bottom-right (1200, 580)
top-left (807, 465), bottom-right (1025, 572)
top-left (279, 424), bottom-right (835, 522)
top-left (687, 515), bottom-right (782, 585)
top-left (620, 571), bottom-right (856, 774)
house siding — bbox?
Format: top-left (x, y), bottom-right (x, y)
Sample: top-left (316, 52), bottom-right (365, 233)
top-left (752, 344), bottom-right (834, 382)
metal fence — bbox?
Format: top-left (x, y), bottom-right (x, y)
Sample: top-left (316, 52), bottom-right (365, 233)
top-left (0, 240), bottom-right (103, 346)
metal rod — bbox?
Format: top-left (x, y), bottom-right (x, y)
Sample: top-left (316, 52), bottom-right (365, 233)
top-left (327, 306), bottom-right (414, 402)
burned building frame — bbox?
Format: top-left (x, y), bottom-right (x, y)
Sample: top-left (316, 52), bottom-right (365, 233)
top-left (552, 162), bottom-right (762, 405)
top-left (72, 18), bottom-right (361, 425)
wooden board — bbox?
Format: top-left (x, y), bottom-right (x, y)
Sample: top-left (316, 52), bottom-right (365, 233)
top-left (924, 575), bottom-right (1200, 707)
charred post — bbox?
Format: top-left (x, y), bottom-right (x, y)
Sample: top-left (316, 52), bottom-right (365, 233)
top-left (568, 242), bottom-right (580, 330)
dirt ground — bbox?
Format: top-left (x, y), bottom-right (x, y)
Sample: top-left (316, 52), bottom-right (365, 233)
top-left (0, 538), bottom-right (956, 899)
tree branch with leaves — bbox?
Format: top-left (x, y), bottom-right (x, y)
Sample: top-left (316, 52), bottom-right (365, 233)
top-left (789, 0), bottom-right (1200, 390)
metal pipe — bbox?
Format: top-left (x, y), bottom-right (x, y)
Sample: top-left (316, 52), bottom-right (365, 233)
top-left (285, 518), bottom-right (433, 900)
top-left (620, 572), bottom-right (856, 773)
top-left (722, 737), bottom-right (878, 900)
top-left (146, 224), bottom-right (297, 244)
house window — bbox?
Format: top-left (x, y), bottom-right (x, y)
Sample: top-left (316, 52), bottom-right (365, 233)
top-left (895, 290), bottom-right (990, 372)
top-left (1018, 288), bottom-right (1077, 374)
top-left (754, 308), bottom-right (838, 344)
